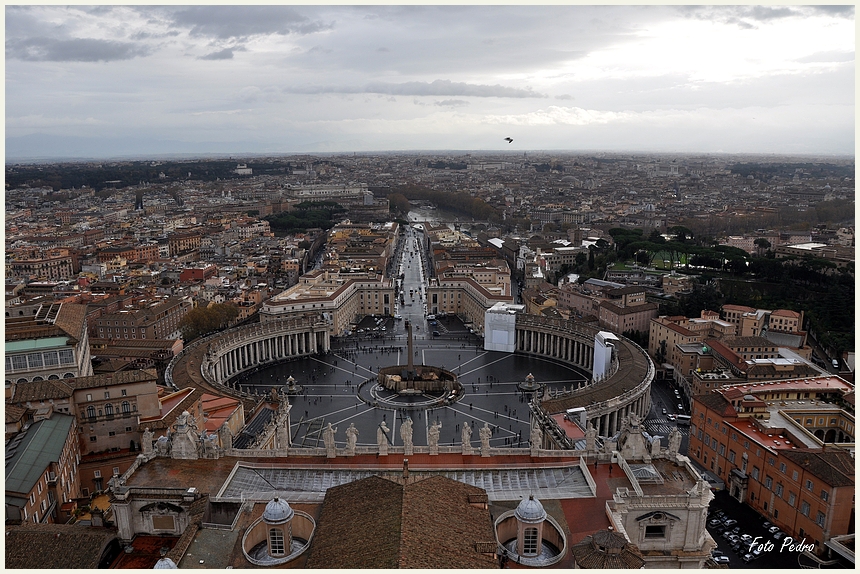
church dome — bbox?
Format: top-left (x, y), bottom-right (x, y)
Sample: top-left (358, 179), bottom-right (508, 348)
top-left (262, 497), bottom-right (294, 525)
top-left (515, 495), bottom-right (546, 524)
top-left (153, 557), bottom-right (178, 569)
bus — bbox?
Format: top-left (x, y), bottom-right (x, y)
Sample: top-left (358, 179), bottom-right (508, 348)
top-left (675, 415), bottom-right (691, 426)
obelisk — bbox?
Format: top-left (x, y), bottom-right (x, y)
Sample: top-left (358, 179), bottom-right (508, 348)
top-left (406, 320), bottom-right (414, 376)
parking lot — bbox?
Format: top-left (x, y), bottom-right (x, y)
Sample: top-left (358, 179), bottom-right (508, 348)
top-left (707, 490), bottom-right (810, 569)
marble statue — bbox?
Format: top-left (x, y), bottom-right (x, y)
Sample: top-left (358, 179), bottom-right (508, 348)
top-left (650, 436), bottom-right (661, 456)
top-left (171, 411), bottom-right (201, 460)
top-left (530, 423), bottom-right (542, 450)
top-left (323, 422), bottom-right (338, 458)
top-left (142, 427), bottom-right (154, 456)
top-left (629, 412), bottom-right (640, 428)
top-left (155, 435), bottom-right (171, 456)
top-left (668, 426), bottom-right (682, 456)
top-left (479, 423), bottom-right (492, 457)
top-left (428, 420), bottom-right (441, 455)
top-left (585, 422), bottom-right (597, 452)
top-left (346, 423), bottom-right (359, 456)
top-left (378, 421), bottom-right (390, 455)
top-left (461, 423), bottom-right (473, 455)
top-left (219, 424), bottom-right (233, 450)
top-left (401, 417), bottom-right (414, 455)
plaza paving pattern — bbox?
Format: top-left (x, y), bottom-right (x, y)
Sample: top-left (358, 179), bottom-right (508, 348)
top-left (236, 334), bottom-right (590, 453)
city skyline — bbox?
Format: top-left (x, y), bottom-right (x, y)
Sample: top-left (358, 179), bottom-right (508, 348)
top-left (5, 5), bottom-right (855, 160)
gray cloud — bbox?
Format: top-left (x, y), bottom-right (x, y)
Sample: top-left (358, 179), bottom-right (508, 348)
top-left (555, 94), bottom-right (574, 100)
top-left (198, 48), bottom-right (237, 61)
top-left (288, 79), bottom-right (545, 98)
top-left (6, 37), bottom-right (150, 62)
top-left (795, 50), bottom-right (854, 64)
top-left (678, 5), bottom-right (800, 27)
top-left (170, 6), bottom-right (332, 40)
top-left (811, 5), bottom-right (854, 17)
top-left (435, 99), bottom-right (469, 107)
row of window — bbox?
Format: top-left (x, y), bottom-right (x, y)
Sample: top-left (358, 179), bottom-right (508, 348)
top-left (6, 349), bottom-right (75, 372)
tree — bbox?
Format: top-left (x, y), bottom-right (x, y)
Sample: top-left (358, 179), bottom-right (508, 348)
top-left (588, 247), bottom-right (595, 271)
top-left (178, 303), bottom-right (239, 341)
top-left (754, 237), bottom-right (771, 257)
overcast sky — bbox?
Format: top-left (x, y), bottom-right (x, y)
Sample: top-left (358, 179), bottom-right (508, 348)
top-left (5, 5), bottom-right (855, 159)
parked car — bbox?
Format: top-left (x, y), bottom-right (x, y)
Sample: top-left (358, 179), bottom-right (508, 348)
top-left (773, 531), bottom-right (787, 541)
top-left (742, 553), bottom-right (756, 563)
top-left (432, 330), bottom-right (440, 336)
top-left (713, 555), bottom-right (730, 565)
top-left (662, 408), bottom-right (667, 415)
top-left (768, 526), bottom-right (781, 534)
top-left (752, 547), bottom-right (764, 558)
top-left (677, 403), bottom-right (684, 411)
top-left (740, 534), bottom-right (753, 544)
top-left (723, 518), bottom-right (737, 527)
top-left (731, 541), bottom-right (743, 554)
top-left (762, 521), bottom-right (773, 530)
top-left (731, 526), bottom-right (741, 535)
top-left (708, 519), bottom-right (723, 528)
top-left (727, 534), bottom-right (741, 545)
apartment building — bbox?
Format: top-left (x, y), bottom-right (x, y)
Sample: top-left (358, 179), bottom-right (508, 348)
top-left (5, 412), bottom-right (81, 524)
top-left (689, 377), bottom-right (854, 555)
top-left (7, 250), bottom-right (79, 281)
top-left (94, 295), bottom-right (192, 341)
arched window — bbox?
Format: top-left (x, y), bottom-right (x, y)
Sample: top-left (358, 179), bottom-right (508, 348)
top-left (63, 373), bottom-right (75, 378)
top-left (87, 406), bottom-right (96, 420)
top-left (122, 401), bottom-right (131, 414)
top-left (32, 376), bottom-right (44, 381)
top-left (48, 374), bottom-right (60, 380)
top-left (17, 378), bottom-right (28, 384)
top-left (105, 403), bottom-right (114, 416)
top-left (523, 527), bottom-right (539, 556)
top-left (269, 528), bottom-right (285, 556)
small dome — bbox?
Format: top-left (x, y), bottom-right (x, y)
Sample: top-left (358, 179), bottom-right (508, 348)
top-left (515, 495), bottom-right (546, 524)
top-left (262, 497), bottom-right (294, 525)
top-left (153, 557), bottom-right (178, 569)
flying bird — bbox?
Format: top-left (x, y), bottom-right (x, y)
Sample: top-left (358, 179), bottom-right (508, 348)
top-left (504, 137), bottom-right (513, 144)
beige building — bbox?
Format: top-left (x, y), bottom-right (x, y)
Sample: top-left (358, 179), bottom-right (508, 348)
top-left (261, 270), bottom-right (395, 335)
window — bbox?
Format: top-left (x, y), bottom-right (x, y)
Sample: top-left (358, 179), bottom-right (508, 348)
top-left (805, 480), bottom-right (814, 491)
top-left (112, 467), bottom-right (120, 475)
top-left (86, 393), bottom-right (93, 402)
top-left (774, 508), bottom-right (779, 519)
top-left (87, 406), bottom-right (96, 420)
top-left (768, 457), bottom-right (775, 466)
top-left (523, 527), bottom-right (539, 555)
top-left (719, 443), bottom-right (725, 455)
top-left (89, 436), bottom-right (97, 442)
top-left (645, 525), bottom-right (666, 539)
top-left (105, 403), bottom-right (114, 416)
top-left (711, 438), bottom-right (717, 450)
top-left (731, 432), bottom-right (738, 441)
top-left (775, 483), bottom-right (784, 497)
top-left (800, 501), bottom-right (810, 516)
top-left (122, 401), bottom-right (131, 414)
top-left (751, 467), bottom-right (760, 480)
top-left (269, 528), bottom-right (285, 556)
top-left (30, 493), bottom-right (35, 505)
top-left (779, 462), bottom-right (787, 473)
top-left (765, 476), bottom-right (773, 489)
top-left (37, 482), bottom-right (42, 494)
top-left (792, 470), bottom-right (799, 481)
top-left (121, 389), bottom-right (127, 397)
top-left (816, 512), bottom-right (826, 527)
top-left (104, 391), bottom-right (110, 399)
top-left (108, 431), bottom-right (116, 437)
top-left (821, 490), bottom-right (829, 501)
top-left (94, 470), bottom-right (101, 478)
top-left (743, 440), bottom-right (750, 449)
top-left (788, 492), bottom-right (796, 506)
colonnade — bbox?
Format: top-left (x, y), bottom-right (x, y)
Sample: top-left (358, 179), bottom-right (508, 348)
top-left (514, 315), bottom-right (654, 443)
top-left (211, 330), bottom-right (328, 384)
top-left (515, 328), bottom-right (593, 372)
top-left (587, 392), bottom-right (651, 438)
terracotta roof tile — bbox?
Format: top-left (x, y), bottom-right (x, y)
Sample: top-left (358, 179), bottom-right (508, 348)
top-left (306, 475), bottom-right (497, 569)
top-left (4, 523), bottom-right (118, 569)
